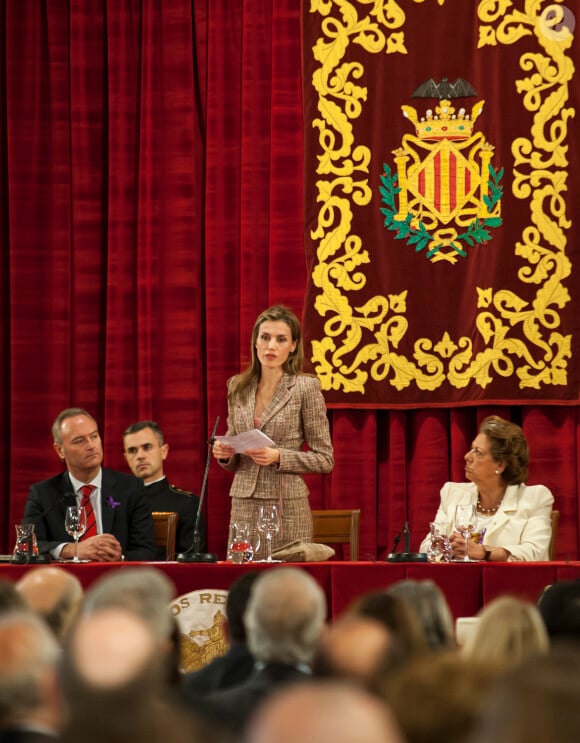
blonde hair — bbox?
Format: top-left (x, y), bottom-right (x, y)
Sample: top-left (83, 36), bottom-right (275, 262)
top-left (463, 596), bottom-right (549, 667)
top-left (480, 415), bottom-right (529, 484)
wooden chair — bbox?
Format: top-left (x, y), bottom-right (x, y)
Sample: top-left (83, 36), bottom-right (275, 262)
top-left (152, 511), bottom-right (179, 561)
top-left (549, 509), bottom-right (560, 561)
top-left (311, 509), bottom-right (360, 561)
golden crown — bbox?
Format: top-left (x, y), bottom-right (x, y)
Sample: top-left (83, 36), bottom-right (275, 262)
top-left (402, 99), bottom-right (484, 141)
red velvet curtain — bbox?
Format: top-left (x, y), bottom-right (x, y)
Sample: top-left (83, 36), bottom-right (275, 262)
top-left (1, 1), bottom-right (578, 559)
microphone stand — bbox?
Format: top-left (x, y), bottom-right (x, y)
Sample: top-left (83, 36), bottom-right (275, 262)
top-left (177, 417), bottom-right (220, 563)
top-left (386, 520), bottom-right (428, 563)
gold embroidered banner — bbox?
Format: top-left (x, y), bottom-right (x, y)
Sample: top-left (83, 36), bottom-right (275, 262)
top-left (302, 0), bottom-right (579, 407)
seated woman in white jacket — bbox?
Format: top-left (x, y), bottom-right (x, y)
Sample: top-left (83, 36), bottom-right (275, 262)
top-left (420, 415), bottom-right (554, 562)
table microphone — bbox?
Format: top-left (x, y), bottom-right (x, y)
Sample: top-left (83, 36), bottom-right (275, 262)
top-left (386, 520), bottom-right (428, 562)
top-left (177, 417), bottom-right (220, 563)
top-left (12, 491), bottom-right (76, 564)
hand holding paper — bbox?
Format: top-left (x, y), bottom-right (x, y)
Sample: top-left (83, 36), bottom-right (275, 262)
top-left (214, 428), bottom-right (275, 454)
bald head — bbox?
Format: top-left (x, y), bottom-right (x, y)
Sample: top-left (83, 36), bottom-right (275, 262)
top-left (16, 567), bottom-right (83, 643)
top-left (66, 607), bottom-right (157, 690)
top-left (246, 680), bottom-right (405, 743)
top-left (60, 608), bottom-right (204, 743)
top-left (315, 616), bottom-right (394, 683)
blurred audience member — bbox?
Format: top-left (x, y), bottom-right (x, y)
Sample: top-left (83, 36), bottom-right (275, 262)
top-left (0, 611), bottom-right (63, 741)
top-left (59, 606), bottom-right (220, 743)
top-left (538, 580), bottom-right (580, 643)
top-left (347, 589), bottom-right (428, 663)
top-left (463, 596), bottom-right (549, 667)
top-left (377, 651), bottom-right (501, 743)
top-left (313, 616), bottom-right (395, 686)
top-left (386, 579), bottom-right (455, 651)
top-left (183, 571), bottom-right (259, 696)
top-left (245, 679), bottom-right (405, 743)
top-left (82, 567), bottom-right (180, 684)
top-left (16, 567), bottom-right (83, 644)
top-left (469, 643), bottom-right (580, 743)
top-left (191, 567), bottom-right (327, 732)
top-left (0, 581), bottom-right (28, 615)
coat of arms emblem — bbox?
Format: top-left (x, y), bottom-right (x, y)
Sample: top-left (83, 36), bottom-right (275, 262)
top-left (380, 78), bottom-right (503, 264)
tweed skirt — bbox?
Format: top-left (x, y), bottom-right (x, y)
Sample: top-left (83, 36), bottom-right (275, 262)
top-left (229, 496), bottom-right (313, 556)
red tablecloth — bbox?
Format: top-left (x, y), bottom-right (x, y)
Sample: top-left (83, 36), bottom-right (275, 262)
top-left (3, 560), bottom-right (579, 618)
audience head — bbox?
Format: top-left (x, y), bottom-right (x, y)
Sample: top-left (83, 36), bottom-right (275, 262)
top-left (386, 579), bottom-right (455, 651)
top-left (0, 579), bottom-right (28, 615)
top-left (82, 567), bottom-right (178, 682)
top-left (16, 566), bottom-right (83, 643)
top-left (479, 415), bottom-right (529, 484)
top-left (245, 679), bottom-right (405, 743)
top-left (0, 610), bottom-right (63, 733)
top-left (463, 595), bottom-right (549, 667)
top-left (123, 420), bottom-right (168, 484)
top-left (347, 589), bottom-right (428, 662)
top-left (225, 570), bottom-right (261, 644)
top-left (59, 606), bottom-right (205, 743)
top-left (244, 567), bottom-right (326, 666)
top-left (82, 566), bottom-right (175, 641)
top-left (313, 615), bottom-right (395, 685)
top-left (377, 651), bottom-right (501, 743)
top-left (538, 580), bottom-right (580, 642)
top-left (63, 606), bottom-right (158, 693)
top-left (469, 643), bottom-right (580, 743)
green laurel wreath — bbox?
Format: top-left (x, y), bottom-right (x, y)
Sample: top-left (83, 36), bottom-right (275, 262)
top-left (379, 163), bottom-right (503, 259)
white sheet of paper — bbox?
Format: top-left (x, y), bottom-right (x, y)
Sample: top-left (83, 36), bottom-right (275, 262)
top-left (214, 428), bottom-right (275, 453)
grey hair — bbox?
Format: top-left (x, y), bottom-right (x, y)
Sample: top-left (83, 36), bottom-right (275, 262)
top-left (82, 567), bottom-right (175, 642)
top-left (245, 567), bottom-right (327, 666)
top-left (52, 407), bottom-right (95, 444)
top-left (387, 579), bottom-right (455, 651)
top-left (0, 611), bottom-right (61, 724)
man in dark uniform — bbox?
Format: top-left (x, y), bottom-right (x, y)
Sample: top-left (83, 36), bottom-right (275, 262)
top-left (122, 420), bottom-right (205, 560)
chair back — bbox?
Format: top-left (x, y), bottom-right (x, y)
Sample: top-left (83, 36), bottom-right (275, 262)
top-left (550, 509), bottom-right (560, 561)
top-left (152, 511), bottom-right (179, 560)
top-left (311, 508), bottom-right (360, 560)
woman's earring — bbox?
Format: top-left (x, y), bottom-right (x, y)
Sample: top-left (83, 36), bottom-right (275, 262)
top-left (494, 469), bottom-right (499, 475)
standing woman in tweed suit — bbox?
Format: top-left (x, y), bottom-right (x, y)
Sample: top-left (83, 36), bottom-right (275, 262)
top-left (212, 305), bottom-right (334, 549)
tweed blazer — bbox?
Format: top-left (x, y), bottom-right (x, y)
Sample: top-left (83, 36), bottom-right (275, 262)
top-left (220, 373), bottom-right (333, 500)
top-left (419, 481), bottom-right (554, 561)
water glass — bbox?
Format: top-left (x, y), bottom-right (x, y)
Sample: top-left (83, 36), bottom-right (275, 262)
top-left (226, 522), bottom-right (254, 563)
top-left (426, 521), bottom-right (452, 563)
top-left (13, 523), bottom-right (39, 557)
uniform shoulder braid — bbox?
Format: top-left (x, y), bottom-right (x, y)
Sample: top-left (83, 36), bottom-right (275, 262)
top-left (169, 483), bottom-right (194, 498)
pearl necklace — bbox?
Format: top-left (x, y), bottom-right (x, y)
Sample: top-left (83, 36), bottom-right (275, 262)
top-left (477, 494), bottom-right (502, 515)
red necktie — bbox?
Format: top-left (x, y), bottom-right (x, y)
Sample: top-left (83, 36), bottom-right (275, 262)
top-left (80, 485), bottom-right (97, 539)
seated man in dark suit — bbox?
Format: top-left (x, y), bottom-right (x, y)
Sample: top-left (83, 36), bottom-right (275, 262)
top-left (122, 420), bottom-right (205, 559)
top-left (25, 408), bottom-right (155, 562)
top-left (186, 567), bottom-right (327, 732)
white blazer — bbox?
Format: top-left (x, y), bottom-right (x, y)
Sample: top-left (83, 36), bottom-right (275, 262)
top-left (419, 481), bottom-right (554, 561)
